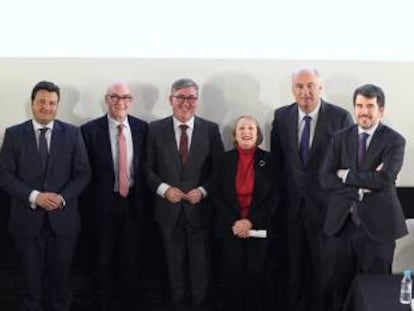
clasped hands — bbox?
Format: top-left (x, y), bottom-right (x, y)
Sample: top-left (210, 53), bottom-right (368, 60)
top-left (165, 187), bottom-right (203, 205)
top-left (36, 192), bottom-right (64, 211)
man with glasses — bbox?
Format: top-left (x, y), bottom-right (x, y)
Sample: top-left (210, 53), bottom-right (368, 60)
top-left (146, 78), bottom-right (224, 311)
top-left (81, 82), bottom-right (148, 311)
top-left (270, 67), bottom-right (353, 311)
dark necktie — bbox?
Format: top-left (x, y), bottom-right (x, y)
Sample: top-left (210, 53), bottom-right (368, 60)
top-left (179, 124), bottom-right (189, 165)
top-left (38, 127), bottom-right (49, 172)
top-left (358, 132), bottom-right (369, 168)
top-left (299, 115), bottom-right (312, 165)
top-left (117, 125), bottom-right (129, 197)
top-left (352, 132), bottom-right (370, 225)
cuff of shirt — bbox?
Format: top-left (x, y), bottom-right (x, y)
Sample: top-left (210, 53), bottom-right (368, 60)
top-left (157, 183), bottom-right (170, 198)
top-left (59, 195), bottom-right (66, 209)
top-left (29, 190), bottom-right (40, 209)
top-left (342, 169), bottom-right (350, 183)
top-left (198, 186), bottom-right (207, 198)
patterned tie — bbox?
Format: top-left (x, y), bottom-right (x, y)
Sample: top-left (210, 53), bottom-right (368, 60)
top-left (179, 124), bottom-right (189, 165)
top-left (299, 115), bottom-right (312, 165)
top-left (117, 125), bottom-right (129, 197)
top-left (38, 127), bottom-right (49, 172)
top-left (358, 132), bottom-right (369, 168)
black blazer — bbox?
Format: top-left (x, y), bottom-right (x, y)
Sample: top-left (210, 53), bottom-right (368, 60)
top-left (146, 116), bottom-right (224, 226)
top-left (212, 148), bottom-right (280, 238)
top-left (321, 123), bottom-right (407, 242)
top-left (0, 120), bottom-right (91, 236)
top-left (271, 100), bottom-right (353, 224)
top-left (81, 115), bottom-right (148, 223)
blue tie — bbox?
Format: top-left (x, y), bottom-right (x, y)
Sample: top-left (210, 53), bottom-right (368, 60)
top-left (38, 127), bottom-right (49, 172)
top-left (358, 132), bottom-right (369, 168)
top-left (300, 116), bottom-right (312, 165)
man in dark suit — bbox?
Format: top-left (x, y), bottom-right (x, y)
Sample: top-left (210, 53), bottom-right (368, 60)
top-left (321, 84), bottom-right (407, 311)
top-left (270, 67), bottom-right (353, 311)
top-left (81, 82), bottom-right (148, 310)
top-left (146, 78), bottom-right (224, 311)
top-left (0, 81), bottom-right (91, 311)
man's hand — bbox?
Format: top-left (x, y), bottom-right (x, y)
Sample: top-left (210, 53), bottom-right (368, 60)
top-left (36, 192), bottom-right (64, 211)
top-left (165, 187), bottom-right (185, 204)
top-left (183, 188), bottom-right (203, 204)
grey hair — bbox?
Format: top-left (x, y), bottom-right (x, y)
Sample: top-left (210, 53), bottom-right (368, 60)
top-left (171, 78), bottom-right (199, 94)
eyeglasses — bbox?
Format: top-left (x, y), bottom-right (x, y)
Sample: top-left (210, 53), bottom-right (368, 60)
top-left (294, 84), bottom-right (319, 92)
top-left (171, 95), bottom-right (198, 105)
top-left (106, 94), bottom-right (132, 102)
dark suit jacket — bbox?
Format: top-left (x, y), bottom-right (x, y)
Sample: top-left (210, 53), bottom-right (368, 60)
top-left (212, 148), bottom-right (280, 238)
top-left (0, 120), bottom-right (91, 236)
top-left (320, 123), bottom-right (407, 242)
top-left (81, 115), bottom-right (148, 224)
top-left (271, 100), bottom-right (353, 224)
top-left (146, 116), bottom-right (224, 226)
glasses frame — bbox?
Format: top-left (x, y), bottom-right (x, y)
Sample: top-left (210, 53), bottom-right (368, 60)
top-left (106, 94), bottom-right (133, 102)
top-left (171, 95), bottom-right (198, 105)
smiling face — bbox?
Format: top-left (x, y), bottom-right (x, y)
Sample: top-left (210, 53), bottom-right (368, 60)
top-left (169, 86), bottom-right (198, 123)
top-left (291, 69), bottom-right (322, 114)
top-left (234, 117), bottom-right (258, 149)
top-left (105, 82), bottom-right (132, 122)
top-left (31, 90), bottom-right (59, 125)
top-left (354, 94), bottom-right (384, 129)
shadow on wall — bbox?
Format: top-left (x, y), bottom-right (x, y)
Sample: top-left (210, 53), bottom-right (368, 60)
top-left (129, 83), bottom-right (160, 122)
top-left (58, 86), bottom-right (92, 126)
top-left (201, 72), bottom-right (272, 150)
top-left (324, 74), bottom-right (360, 117)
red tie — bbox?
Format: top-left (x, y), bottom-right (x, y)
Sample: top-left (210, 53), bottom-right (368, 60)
top-left (117, 125), bottom-right (129, 197)
top-left (179, 124), bottom-right (189, 165)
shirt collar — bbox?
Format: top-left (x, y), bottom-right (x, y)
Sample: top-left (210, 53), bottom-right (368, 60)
top-left (32, 119), bottom-right (54, 131)
top-left (358, 121), bottom-right (380, 136)
top-left (173, 116), bottom-right (195, 130)
top-left (107, 114), bottom-right (130, 130)
top-left (298, 100), bottom-right (321, 121)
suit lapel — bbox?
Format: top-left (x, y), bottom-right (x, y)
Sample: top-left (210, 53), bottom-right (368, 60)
top-left (187, 117), bottom-right (202, 164)
top-left (98, 117), bottom-right (115, 172)
top-left (363, 123), bottom-right (384, 168)
top-left (128, 116), bottom-right (140, 171)
top-left (165, 117), bottom-right (182, 167)
top-left (23, 121), bottom-right (43, 175)
top-left (309, 101), bottom-right (328, 159)
top-left (48, 121), bottom-right (63, 174)
top-left (347, 125), bottom-right (359, 170)
top-left (287, 106), bottom-right (302, 166)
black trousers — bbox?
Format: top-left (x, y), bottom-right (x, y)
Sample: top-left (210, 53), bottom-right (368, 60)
top-left (219, 236), bottom-right (269, 311)
top-left (12, 217), bottom-right (77, 311)
top-left (323, 217), bottom-right (395, 311)
top-left (285, 204), bottom-right (325, 311)
top-left (158, 213), bottom-right (210, 311)
top-left (93, 193), bottom-right (141, 309)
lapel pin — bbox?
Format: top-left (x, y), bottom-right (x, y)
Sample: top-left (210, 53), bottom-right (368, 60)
top-left (259, 160), bottom-right (265, 167)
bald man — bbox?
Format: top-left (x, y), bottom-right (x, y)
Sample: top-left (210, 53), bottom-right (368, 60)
top-left (271, 68), bottom-right (353, 311)
top-left (81, 82), bottom-right (148, 311)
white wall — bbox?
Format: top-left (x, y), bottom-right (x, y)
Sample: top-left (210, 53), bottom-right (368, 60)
top-left (0, 58), bottom-right (412, 185)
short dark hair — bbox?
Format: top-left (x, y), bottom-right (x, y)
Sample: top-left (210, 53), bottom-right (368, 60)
top-left (232, 115), bottom-right (263, 146)
top-left (353, 84), bottom-right (385, 108)
top-left (171, 78), bottom-right (199, 94)
top-left (31, 81), bottom-right (60, 102)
